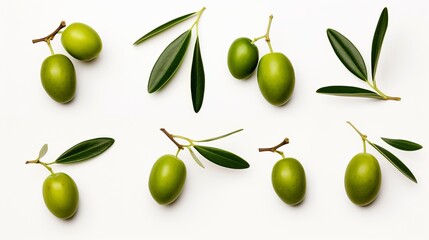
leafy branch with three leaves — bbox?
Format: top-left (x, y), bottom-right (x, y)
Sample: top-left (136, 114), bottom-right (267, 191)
top-left (317, 7), bottom-right (400, 101)
top-left (134, 7), bottom-right (206, 113)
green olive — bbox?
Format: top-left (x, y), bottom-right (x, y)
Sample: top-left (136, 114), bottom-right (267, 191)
top-left (149, 154), bottom-right (187, 205)
top-left (227, 37), bottom-right (259, 79)
top-left (257, 52), bottom-right (295, 106)
top-left (61, 22), bottom-right (102, 61)
top-left (40, 54), bottom-right (76, 103)
top-left (344, 153), bottom-right (381, 206)
top-left (42, 172), bottom-right (79, 219)
top-left (271, 158), bottom-right (306, 205)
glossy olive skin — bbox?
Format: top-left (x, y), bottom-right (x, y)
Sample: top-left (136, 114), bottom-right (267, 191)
top-left (227, 37), bottom-right (259, 79)
top-left (61, 22), bottom-right (102, 61)
top-left (257, 52), bottom-right (295, 106)
top-left (43, 172), bottom-right (79, 219)
top-left (272, 158), bottom-right (306, 205)
top-left (149, 154), bottom-right (187, 205)
top-left (40, 54), bottom-right (76, 103)
top-left (344, 153), bottom-right (381, 206)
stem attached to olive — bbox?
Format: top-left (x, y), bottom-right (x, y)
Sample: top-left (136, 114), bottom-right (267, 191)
top-left (252, 15), bottom-right (274, 53)
top-left (26, 159), bottom-right (54, 174)
top-left (25, 144), bottom-right (55, 174)
top-left (347, 121), bottom-right (368, 153)
top-left (160, 128), bottom-right (185, 150)
top-left (259, 138), bottom-right (289, 158)
top-left (32, 21), bottom-right (66, 55)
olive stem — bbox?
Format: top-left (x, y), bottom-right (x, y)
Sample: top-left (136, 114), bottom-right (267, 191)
top-left (190, 7), bottom-right (206, 35)
top-left (252, 35), bottom-right (265, 44)
top-left (366, 80), bottom-right (401, 101)
top-left (32, 21), bottom-right (66, 55)
top-left (251, 15), bottom-right (274, 52)
top-left (25, 159), bottom-right (40, 164)
top-left (259, 138), bottom-right (289, 158)
top-left (175, 148), bottom-right (182, 158)
top-left (32, 21), bottom-right (66, 44)
top-left (26, 159), bottom-right (54, 174)
top-left (40, 162), bottom-right (55, 174)
top-left (265, 15), bottom-right (274, 53)
top-left (172, 134), bottom-right (194, 146)
top-left (160, 128), bottom-right (184, 150)
top-left (46, 40), bottom-right (54, 55)
top-left (347, 121), bottom-right (368, 153)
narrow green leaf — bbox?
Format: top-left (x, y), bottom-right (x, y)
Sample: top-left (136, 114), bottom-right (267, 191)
top-left (371, 8), bottom-right (388, 79)
top-left (194, 145), bottom-right (249, 169)
top-left (327, 28), bottom-right (368, 81)
top-left (191, 37), bottom-right (205, 113)
top-left (369, 142), bottom-right (417, 183)
top-left (148, 30), bottom-right (192, 93)
top-left (39, 144), bottom-right (48, 159)
top-left (381, 137), bottom-right (422, 151)
top-left (133, 12), bottom-right (196, 45)
top-left (55, 138), bottom-right (115, 164)
top-left (316, 86), bottom-right (383, 99)
top-left (188, 147), bottom-right (205, 168)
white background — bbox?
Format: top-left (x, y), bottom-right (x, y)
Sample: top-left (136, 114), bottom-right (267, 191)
top-left (1, 0), bottom-right (428, 239)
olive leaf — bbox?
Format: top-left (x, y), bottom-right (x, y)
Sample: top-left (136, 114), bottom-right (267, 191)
top-left (316, 86), bottom-right (383, 99)
top-left (55, 138), bottom-right (115, 164)
top-left (188, 147), bottom-right (205, 168)
top-left (369, 142), bottom-right (417, 183)
top-left (193, 145), bottom-right (249, 169)
top-left (327, 28), bottom-right (368, 81)
top-left (134, 12), bottom-right (196, 45)
top-left (39, 144), bottom-right (48, 159)
top-left (381, 137), bottom-right (422, 151)
top-left (191, 37), bottom-right (205, 113)
top-left (371, 7), bottom-right (388, 79)
top-left (148, 30), bottom-right (192, 93)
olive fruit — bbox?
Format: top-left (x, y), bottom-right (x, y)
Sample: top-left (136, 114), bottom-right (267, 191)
top-left (257, 52), bottom-right (295, 106)
top-left (40, 54), bottom-right (76, 103)
top-left (61, 22), bottom-right (102, 61)
top-left (271, 157), bottom-right (306, 205)
top-left (344, 153), bottom-right (381, 206)
top-left (227, 37), bottom-right (259, 79)
top-left (42, 172), bottom-right (79, 219)
top-left (149, 154), bottom-right (187, 205)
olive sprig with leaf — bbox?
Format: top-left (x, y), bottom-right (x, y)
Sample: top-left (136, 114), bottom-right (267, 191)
top-left (26, 138), bottom-right (115, 219)
top-left (134, 7), bottom-right (206, 113)
top-left (317, 7), bottom-right (400, 101)
top-left (160, 128), bottom-right (250, 169)
top-left (345, 121), bottom-right (422, 206)
top-left (149, 128), bottom-right (249, 205)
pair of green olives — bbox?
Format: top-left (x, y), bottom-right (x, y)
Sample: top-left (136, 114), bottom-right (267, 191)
top-left (274, 153), bottom-right (382, 206)
top-left (148, 154), bottom-right (306, 206)
top-left (40, 22), bottom-right (102, 103)
top-left (227, 37), bottom-right (295, 106)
